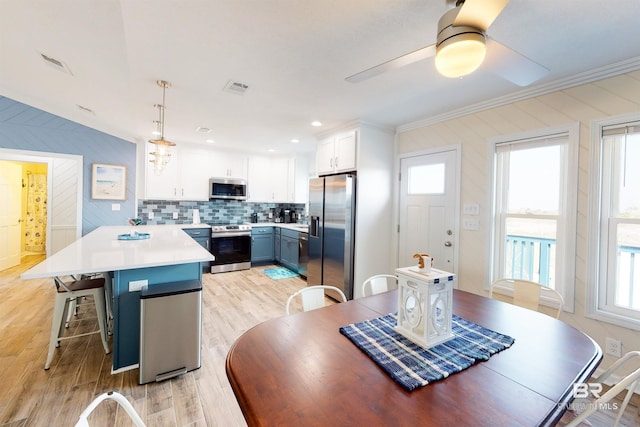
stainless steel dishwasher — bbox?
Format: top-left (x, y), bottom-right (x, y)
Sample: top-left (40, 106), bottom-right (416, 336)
top-left (298, 232), bottom-right (308, 279)
top-left (139, 280), bottom-right (202, 384)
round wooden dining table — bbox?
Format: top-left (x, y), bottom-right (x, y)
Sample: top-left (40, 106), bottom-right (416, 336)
top-left (226, 289), bottom-right (602, 427)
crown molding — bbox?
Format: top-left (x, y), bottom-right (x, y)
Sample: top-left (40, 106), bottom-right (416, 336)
top-left (397, 56), bottom-right (640, 134)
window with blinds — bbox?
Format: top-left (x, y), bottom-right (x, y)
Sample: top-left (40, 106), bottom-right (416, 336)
top-left (588, 119), bottom-right (640, 328)
top-left (490, 125), bottom-right (579, 312)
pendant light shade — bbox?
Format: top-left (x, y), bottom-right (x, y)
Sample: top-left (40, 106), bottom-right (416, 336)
top-left (148, 80), bottom-right (175, 175)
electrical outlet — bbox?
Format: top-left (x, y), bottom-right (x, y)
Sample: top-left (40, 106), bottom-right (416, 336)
top-left (148, 211), bottom-right (154, 220)
top-left (605, 337), bottom-right (621, 357)
top-left (128, 279), bottom-right (148, 292)
top-left (173, 212), bottom-right (178, 219)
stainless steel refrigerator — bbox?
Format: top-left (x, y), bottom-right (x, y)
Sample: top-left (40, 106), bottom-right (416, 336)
top-left (307, 173), bottom-right (356, 300)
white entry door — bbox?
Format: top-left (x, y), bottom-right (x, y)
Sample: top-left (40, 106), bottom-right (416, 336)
top-left (0, 162), bottom-right (22, 271)
top-left (398, 150), bottom-right (458, 271)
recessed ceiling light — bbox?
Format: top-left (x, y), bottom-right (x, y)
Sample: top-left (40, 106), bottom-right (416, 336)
top-left (290, 139), bottom-right (300, 143)
top-left (206, 139), bottom-right (215, 144)
top-left (151, 130), bottom-right (161, 136)
top-left (196, 127), bottom-right (213, 133)
top-left (268, 148), bottom-right (275, 152)
top-left (311, 121), bottom-right (322, 127)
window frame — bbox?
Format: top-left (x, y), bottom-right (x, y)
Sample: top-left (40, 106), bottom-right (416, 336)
top-left (587, 112), bottom-right (640, 330)
top-left (488, 123), bottom-right (579, 312)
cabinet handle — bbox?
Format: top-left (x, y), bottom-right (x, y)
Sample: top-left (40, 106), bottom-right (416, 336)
top-left (335, 156), bottom-right (338, 168)
top-left (330, 158), bottom-right (333, 168)
top-left (174, 188), bottom-right (177, 196)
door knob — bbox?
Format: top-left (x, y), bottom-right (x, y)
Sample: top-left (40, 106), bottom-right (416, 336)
top-left (444, 241), bottom-right (452, 247)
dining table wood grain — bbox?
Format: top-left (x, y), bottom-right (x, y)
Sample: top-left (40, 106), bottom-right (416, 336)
top-left (226, 289), bottom-right (602, 427)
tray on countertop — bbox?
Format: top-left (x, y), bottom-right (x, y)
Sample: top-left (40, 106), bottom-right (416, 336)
top-left (117, 232), bottom-right (150, 240)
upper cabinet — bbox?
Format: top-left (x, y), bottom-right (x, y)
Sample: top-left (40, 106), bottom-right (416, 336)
top-left (210, 151), bottom-right (247, 179)
top-left (316, 130), bottom-right (357, 175)
top-left (247, 156), bottom-right (291, 202)
top-left (145, 144), bottom-right (247, 200)
top-left (144, 142), bottom-right (309, 203)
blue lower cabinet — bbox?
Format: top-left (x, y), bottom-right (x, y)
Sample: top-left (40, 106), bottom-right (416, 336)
top-left (251, 227), bottom-right (274, 262)
top-left (111, 262), bottom-right (202, 371)
top-left (182, 228), bottom-right (212, 273)
top-left (280, 229), bottom-right (299, 271)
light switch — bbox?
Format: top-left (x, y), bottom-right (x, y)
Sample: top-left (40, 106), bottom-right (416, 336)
top-left (111, 203), bottom-right (121, 211)
top-left (463, 204), bottom-right (480, 215)
top-left (463, 219), bottom-right (480, 231)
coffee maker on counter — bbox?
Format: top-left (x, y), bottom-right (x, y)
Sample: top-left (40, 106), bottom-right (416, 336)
top-left (272, 208), bottom-right (297, 223)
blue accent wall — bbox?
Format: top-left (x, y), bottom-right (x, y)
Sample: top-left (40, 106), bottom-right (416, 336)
top-left (0, 96), bottom-right (136, 234)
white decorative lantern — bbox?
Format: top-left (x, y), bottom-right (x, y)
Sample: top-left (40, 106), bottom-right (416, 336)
top-left (395, 266), bottom-right (456, 349)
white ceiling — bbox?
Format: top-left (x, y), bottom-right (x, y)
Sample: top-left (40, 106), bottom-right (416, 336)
top-left (2, 0), bottom-right (640, 155)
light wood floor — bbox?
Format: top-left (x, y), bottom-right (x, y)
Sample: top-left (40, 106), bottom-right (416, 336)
top-left (1, 255), bottom-right (638, 426)
top-left (0, 256), bottom-right (308, 427)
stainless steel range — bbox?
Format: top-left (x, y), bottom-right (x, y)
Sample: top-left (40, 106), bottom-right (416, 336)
top-left (210, 224), bottom-right (252, 273)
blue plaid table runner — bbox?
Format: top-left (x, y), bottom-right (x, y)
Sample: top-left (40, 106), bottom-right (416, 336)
top-left (339, 313), bottom-right (515, 391)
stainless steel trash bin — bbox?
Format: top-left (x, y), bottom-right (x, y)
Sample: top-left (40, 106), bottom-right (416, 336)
top-left (139, 280), bottom-right (202, 384)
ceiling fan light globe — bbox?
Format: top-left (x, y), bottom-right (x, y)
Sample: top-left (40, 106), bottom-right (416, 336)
top-left (435, 34), bottom-right (486, 78)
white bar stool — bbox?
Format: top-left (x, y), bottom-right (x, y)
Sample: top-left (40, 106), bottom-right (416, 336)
top-left (45, 276), bottom-right (111, 370)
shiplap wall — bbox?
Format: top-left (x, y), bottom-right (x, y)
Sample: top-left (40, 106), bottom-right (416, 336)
top-left (397, 70), bottom-right (640, 367)
top-left (0, 96), bottom-right (136, 234)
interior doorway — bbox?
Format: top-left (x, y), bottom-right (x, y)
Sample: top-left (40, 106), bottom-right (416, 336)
top-left (0, 160), bottom-right (49, 271)
top-left (398, 147), bottom-right (460, 273)
top-left (0, 149), bottom-right (82, 271)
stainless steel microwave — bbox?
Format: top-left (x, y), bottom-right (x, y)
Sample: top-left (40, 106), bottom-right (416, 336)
top-left (209, 177), bottom-right (247, 201)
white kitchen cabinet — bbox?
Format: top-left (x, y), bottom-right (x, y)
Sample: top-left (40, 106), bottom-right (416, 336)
top-left (316, 130), bottom-right (357, 175)
top-left (210, 150), bottom-right (247, 179)
top-left (248, 156), bottom-right (292, 202)
top-left (146, 144), bottom-right (209, 200)
top-left (180, 146), bottom-right (213, 200)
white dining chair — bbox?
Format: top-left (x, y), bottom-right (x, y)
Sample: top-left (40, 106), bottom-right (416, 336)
top-left (286, 285), bottom-right (347, 315)
top-left (564, 351), bottom-right (640, 427)
top-left (490, 278), bottom-right (564, 319)
top-left (361, 274), bottom-right (397, 297)
top-left (75, 391), bottom-right (145, 427)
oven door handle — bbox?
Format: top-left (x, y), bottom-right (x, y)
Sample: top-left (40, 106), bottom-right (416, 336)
top-left (212, 232), bottom-right (251, 238)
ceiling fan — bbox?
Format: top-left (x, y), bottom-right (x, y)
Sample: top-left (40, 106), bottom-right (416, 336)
top-left (346, 0), bottom-right (548, 86)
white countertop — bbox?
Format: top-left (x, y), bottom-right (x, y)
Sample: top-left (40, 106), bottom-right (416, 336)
top-left (21, 225), bottom-right (215, 279)
top-left (252, 222), bottom-right (309, 232)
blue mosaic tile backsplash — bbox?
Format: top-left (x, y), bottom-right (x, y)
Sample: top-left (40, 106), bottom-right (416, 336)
top-left (138, 199), bottom-right (306, 225)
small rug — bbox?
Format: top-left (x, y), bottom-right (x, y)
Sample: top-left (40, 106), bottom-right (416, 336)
top-left (340, 313), bottom-right (514, 391)
top-left (262, 267), bottom-right (299, 280)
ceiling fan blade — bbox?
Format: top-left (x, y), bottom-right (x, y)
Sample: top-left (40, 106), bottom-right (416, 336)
top-left (482, 38), bottom-right (549, 86)
top-left (453, 0), bottom-right (510, 30)
top-left (346, 44), bottom-right (436, 83)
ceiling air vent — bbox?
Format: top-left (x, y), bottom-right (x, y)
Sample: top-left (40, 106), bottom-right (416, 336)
top-left (77, 105), bottom-right (95, 115)
top-left (40, 52), bottom-right (73, 75)
top-left (223, 80), bottom-right (249, 95)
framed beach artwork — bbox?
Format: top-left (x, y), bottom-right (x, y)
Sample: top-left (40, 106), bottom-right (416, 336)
top-left (91, 163), bottom-right (126, 200)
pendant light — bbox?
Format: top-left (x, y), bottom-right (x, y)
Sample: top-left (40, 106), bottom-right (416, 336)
top-left (148, 80), bottom-right (175, 175)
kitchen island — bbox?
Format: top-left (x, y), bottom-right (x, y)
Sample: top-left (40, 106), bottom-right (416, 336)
top-left (21, 225), bottom-right (215, 372)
